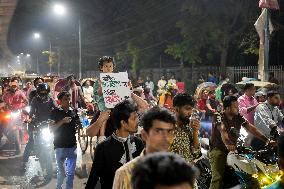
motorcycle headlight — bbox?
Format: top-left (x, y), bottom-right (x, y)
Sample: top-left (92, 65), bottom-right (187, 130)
top-left (41, 128), bottom-right (53, 142)
top-left (11, 111), bottom-right (20, 118)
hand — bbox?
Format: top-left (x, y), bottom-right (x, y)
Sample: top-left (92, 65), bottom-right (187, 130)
top-left (100, 110), bottom-right (111, 122)
top-left (268, 140), bottom-right (277, 147)
top-left (226, 144), bottom-right (236, 152)
top-left (190, 119), bottom-right (201, 132)
top-left (212, 109), bottom-right (216, 113)
top-left (61, 117), bottom-right (72, 124)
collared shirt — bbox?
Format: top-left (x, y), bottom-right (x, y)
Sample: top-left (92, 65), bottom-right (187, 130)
top-left (2, 89), bottom-right (27, 110)
top-left (254, 102), bottom-right (284, 137)
top-left (238, 94), bottom-right (258, 124)
top-left (112, 151), bottom-right (145, 189)
top-left (170, 124), bottom-right (201, 164)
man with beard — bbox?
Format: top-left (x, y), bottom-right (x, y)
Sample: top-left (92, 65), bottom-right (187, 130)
top-left (85, 100), bottom-right (144, 189)
top-left (170, 93), bottom-right (201, 164)
top-left (22, 83), bottom-right (57, 170)
top-left (253, 91), bottom-right (284, 149)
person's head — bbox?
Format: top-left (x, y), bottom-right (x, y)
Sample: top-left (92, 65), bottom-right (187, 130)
top-left (67, 75), bottom-right (76, 85)
top-left (208, 90), bottom-right (216, 99)
top-left (147, 76), bottom-right (151, 81)
top-left (9, 81), bottom-right (18, 92)
top-left (171, 75), bottom-right (175, 79)
top-left (98, 56), bottom-right (114, 73)
top-left (161, 76), bottom-right (165, 80)
top-left (223, 95), bottom-right (239, 116)
top-left (255, 91), bottom-right (266, 103)
top-left (112, 100), bottom-right (139, 134)
top-left (269, 72), bottom-right (274, 78)
top-left (85, 80), bottom-right (91, 87)
top-left (36, 83), bottom-right (50, 100)
top-left (267, 91), bottom-right (281, 106)
top-left (131, 152), bottom-right (197, 189)
top-left (141, 107), bottom-right (176, 153)
top-left (57, 91), bottom-right (71, 107)
top-left (201, 90), bottom-right (208, 99)
top-left (33, 77), bottom-right (44, 88)
top-left (138, 76), bottom-right (142, 81)
top-left (144, 87), bottom-right (151, 94)
top-left (25, 81), bottom-right (32, 88)
top-left (173, 93), bottom-right (195, 124)
top-left (277, 134), bottom-right (284, 171)
top-left (243, 83), bottom-right (256, 97)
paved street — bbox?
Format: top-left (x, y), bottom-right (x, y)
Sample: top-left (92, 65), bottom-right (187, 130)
top-left (0, 143), bottom-right (100, 189)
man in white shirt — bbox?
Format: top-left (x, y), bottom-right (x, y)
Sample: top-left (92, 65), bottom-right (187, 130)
top-left (83, 80), bottom-right (94, 104)
top-left (145, 76), bottom-right (154, 95)
top-left (253, 91), bottom-right (283, 149)
top-left (254, 91), bottom-right (283, 136)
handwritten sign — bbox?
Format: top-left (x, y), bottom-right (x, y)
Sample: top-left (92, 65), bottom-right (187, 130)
top-left (100, 72), bottom-right (131, 108)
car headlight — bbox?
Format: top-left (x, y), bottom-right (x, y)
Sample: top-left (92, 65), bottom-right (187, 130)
top-left (41, 128), bottom-right (53, 142)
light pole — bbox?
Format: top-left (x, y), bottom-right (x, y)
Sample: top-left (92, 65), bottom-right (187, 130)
top-left (53, 3), bottom-right (82, 79)
top-left (33, 32), bottom-right (53, 74)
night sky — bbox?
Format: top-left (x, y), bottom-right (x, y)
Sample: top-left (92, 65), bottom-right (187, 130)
top-left (7, 0), bottom-right (284, 74)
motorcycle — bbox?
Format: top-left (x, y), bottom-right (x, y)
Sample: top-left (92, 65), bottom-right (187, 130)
top-left (25, 120), bottom-right (54, 184)
top-left (196, 126), bottom-right (281, 189)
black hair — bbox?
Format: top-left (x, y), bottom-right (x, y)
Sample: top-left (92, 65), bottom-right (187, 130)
top-left (98, 56), bottom-right (114, 71)
top-left (243, 83), bottom-right (254, 91)
top-left (173, 93), bottom-right (195, 108)
top-left (267, 90), bottom-right (280, 98)
top-left (57, 91), bottom-right (71, 100)
top-left (269, 72), bottom-right (274, 77)
top-left (223, 95), bottom-right (238, 109)
top-left (67, 74), bottom-right (76, 81)
top-left (278, 134), bottom-right (284, 158)
top-left (111, 100), bottom-right (138, 129)
top-left (11, 77), bottom-right (20, 83)
top-left (33, 77), bottom-right (44, 87)
top-left (131, 152), bottom-right (197, 189)
top-left (141, 106), bottom-right (176, 133)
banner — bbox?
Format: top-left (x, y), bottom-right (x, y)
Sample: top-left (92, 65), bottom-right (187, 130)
top-left (100, 72), bottom-right (131, 108)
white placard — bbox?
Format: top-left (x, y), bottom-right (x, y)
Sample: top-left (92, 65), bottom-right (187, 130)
top-left (100, 72), bottom-right (131, 108)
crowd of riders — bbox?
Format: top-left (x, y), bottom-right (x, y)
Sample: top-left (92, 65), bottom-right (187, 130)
top-left (0, 55), bottom-right (283, 189)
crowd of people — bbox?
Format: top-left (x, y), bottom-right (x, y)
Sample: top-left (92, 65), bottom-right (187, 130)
top-left (0, 55), bottom-right (283, 189)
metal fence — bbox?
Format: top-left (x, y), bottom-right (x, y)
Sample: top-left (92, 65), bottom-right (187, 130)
top-left (81, 65), bottom-right (284, 95)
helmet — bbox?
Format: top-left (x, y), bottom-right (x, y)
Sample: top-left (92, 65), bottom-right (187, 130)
top-left (36, 83), bottom-right (50, 94)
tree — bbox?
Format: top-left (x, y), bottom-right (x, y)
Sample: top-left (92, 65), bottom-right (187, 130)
top-left (166, 0), bottom-right (259, 74)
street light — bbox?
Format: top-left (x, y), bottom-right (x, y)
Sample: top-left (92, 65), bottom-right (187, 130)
top-left (53, 3), bottom-right (66, 16)
top-left (52, 2), bottom-right (82, 79)
top-left (34, 32), bottom-right (40, 39)
top-left (27, 54), bottom-right (31, 57)
top-left (33, 32), bottom-right (52, 74)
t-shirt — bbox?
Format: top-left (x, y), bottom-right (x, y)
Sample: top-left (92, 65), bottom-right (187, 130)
top-left (50, 107), bottom-right (79, 148)
top-left (83, 86), bottom-right (94, 103)
top-left (210, 113), bottom-right (249, 152)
